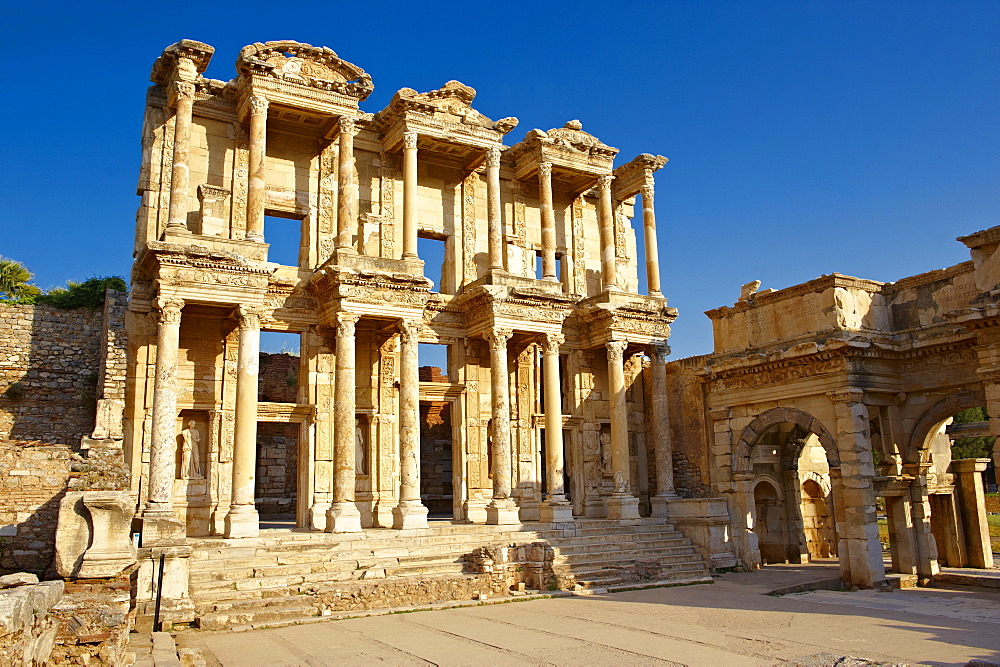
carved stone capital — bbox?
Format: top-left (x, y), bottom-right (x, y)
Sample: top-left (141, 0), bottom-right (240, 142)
top-left (399, 318), bottom-right (422, 343)
top-left (248, 95), bottom-right (269, 116)
top-left (605, 340), bottom-right (628, 361)
top-left (485, 328), bottom-right (513, 351)
top-left (237, 304), bottom-right (265, 331)
top-left (977, 366), bottom-right (1000, 384)
top-left (541, 333), bottom-right (565, 356)
top-left (171, 81), bottom-right (196, 104)
top-left (597, 173), bottom-right (615, 190)
top-left (155, 298), bottom-right (185, 324)
top-left (828, 388), bottom-right (865, 405)
top-left (485, 147), bottom-right (502, 168)
top-left (336, 311), bottom-right (360, 338)
top-left (650, 342), bottom-right (670, 365)
top-left (340, 116), bottom-right (358, 138)
top-left (640, 182), bottom-right (655, 202)
top-left (538, 162), bottom-right (553, 177)
top-left (403, 131), bottom-right (418, 150)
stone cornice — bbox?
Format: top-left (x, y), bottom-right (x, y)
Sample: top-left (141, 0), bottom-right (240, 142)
top-left (705, 273), bottom-right (884, 320)
top-left (882, 261), bottom-right (974, 295)
top-left (957, 225), bottom-right (1000, 249)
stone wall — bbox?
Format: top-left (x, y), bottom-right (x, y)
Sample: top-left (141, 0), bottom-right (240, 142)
top-left (255, 422), bottom-right (297, 517)
top-left (0, 292), bottom-right (127, 448)
top-left (258, 353), bottom-right (299, 403)
top-left (665, 355), bottom-right (711, 497)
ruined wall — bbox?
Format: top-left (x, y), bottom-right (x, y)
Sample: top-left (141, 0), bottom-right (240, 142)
top-left (665, 355), bottom-right (711, 497)
top-left (255, 422), bottom-right (297, 517)
top-left (258, 352), bottom-right (299, 403)
top-left (0, 292), bottom-right (127, 447)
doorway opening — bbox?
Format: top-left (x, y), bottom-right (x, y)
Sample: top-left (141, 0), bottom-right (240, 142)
top-left (255, 421), bottom-right (298, 524)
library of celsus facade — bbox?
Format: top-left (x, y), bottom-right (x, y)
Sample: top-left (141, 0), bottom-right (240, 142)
top-left (126, 39), bottom-right (680, 548)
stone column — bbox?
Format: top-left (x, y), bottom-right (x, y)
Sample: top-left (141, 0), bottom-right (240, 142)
top-left (649, 343), bottom-right (677, 515)
top-left (224, 305), bottom-right (262, 538)
top-left (640, 183), bottom-right (663, 297)
top-left (903, 463), bottom-right (940, 583)
top-left (336, 117), bottom-right (358, 252)
top-left (829, 389), bottom-right (886, 587)
top-left (328, 311), bottom-right (362, 532)
top-left (245, 95), bottom-right (268, 243)
top-left (141, 298), bottom-right (186, 545)
top-left (539, 333), bottom-right (572, 522)
top-left (402, 131), bottom-right (418, 259)
top-left (486, 147), bottom-right (504, 271)
top-left (606, 340), bottom-right (640, 520)
top-left (952, 458), bottom-right (993, 569)
top-left (485, 328), bottom-right (519, 525)
top-left (885, 495), bottom-right (918, 575)
top-left (166, 81), bottom-right (196, 234)
top-left (393, 319), bottom-right (429, 529)
top-left (538, 162), bottom-right (558, 281)
top-left (597, 174), bottom-right (618, 291)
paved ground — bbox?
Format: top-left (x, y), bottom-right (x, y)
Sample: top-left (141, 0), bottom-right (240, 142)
top-left (175, 564), bottom-right (1000, 665)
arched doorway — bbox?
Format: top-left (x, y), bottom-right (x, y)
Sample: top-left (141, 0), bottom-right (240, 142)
top-left (752, 478), bottom-right (785, 564)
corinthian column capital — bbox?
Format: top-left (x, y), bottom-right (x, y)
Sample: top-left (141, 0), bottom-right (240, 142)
top-left (340, 116), bottom-right (359, 137)
top-left (171, 80), bottom-right (196, 104)
top-left (485, 328), bottom-right (513, 351)
top-left (485, 147), bottom-right (502, 168)
top-left (541, 332), bottom-right (565, 355)
top-left (650, 342), bottom-right (670, 365)
top-left (403, 131), bottom-right (418, 150)
top-left (538, 161), bottom-right (553, 177)
top-left (249, 95), bottom-right (269, 116)
top-left (155, 298), bottom-right (185, 324)
top-left (606, 340), bottom-right (628, 361)
top-left (399, 318), bottom-right (422, 343)
top-left (237, 305), bottom-right (265, 330)
top-left (335, 311), bottom-right (359, 337)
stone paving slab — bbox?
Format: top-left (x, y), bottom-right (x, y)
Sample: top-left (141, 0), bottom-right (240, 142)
top-left (174, 564), bottom-right (1000, 665)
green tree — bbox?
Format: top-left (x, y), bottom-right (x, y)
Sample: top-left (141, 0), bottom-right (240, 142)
top-left (0, 257), bottom-right (41, 304)
top-left (36, 276), bottom-right (128, 310)
top-left (951, 407), bottom-right (995, 460)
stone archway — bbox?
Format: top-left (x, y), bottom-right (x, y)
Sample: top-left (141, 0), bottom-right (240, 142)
top-left (733, 407), bottom-right (839, 474)
top-left (907, 390), bottom-right (986, 463)
top-left (752, 477), bottom-right (786, 564)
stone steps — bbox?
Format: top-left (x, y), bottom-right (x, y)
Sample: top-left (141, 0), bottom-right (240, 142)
top-left (186, 519), bottom-right (711, 628)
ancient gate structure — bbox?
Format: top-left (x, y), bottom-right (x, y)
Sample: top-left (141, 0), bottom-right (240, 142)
top-left (666, 228), bottom-right (1000, 588)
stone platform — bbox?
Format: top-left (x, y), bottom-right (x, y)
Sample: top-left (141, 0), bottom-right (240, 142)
top-left (185, 518), bottom-right (710, 630)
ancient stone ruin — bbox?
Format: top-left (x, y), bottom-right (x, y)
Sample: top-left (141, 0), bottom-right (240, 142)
top-left (0, 38), bottom-right (997, 651)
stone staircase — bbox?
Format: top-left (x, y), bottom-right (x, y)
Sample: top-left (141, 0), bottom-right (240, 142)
top-left (187, 518), bottom-right (710, 630)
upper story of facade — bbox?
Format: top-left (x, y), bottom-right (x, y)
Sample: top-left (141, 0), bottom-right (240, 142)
top-left (131, 40), bottom-right (674, 346)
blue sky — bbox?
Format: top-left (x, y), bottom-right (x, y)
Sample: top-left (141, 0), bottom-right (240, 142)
top-left (2, 1), bottom-right (997, 359)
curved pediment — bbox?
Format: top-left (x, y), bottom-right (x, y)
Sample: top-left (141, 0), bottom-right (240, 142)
top-left (236, 41), bottom-right (373, 101)
top-left (386, 81), bottom-right (518, 134)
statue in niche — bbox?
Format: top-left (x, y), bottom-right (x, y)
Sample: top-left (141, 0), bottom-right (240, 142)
top-left (599, 428), bottom-right (613, 475)
top-left (355, 418), bottom-right (366, 476)
top-left (179, 420), bottom-right (204, 479)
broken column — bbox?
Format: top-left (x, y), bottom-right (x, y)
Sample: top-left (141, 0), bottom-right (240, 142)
top-left (952, 458), bottom-right (993, 569)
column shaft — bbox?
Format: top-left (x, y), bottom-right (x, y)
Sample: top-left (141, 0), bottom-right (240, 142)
top-left (328, 311), bottom-right (362, 532)
top-left (606, 341), bottom-right (639, 520)
top-left (539, 163), bottom-right (557, 281)
top-left (540, 334), bottom-right (572, 522)
top-left (393, 319), bottom-right (429, 529)
top-left (640, 184), bottom-right (662, 296)
top-left (225, 306), bottom-right (261, 538)
top-left (649, 343), bottom-right (676, 515)
top-left (486, 328), bottom-right (519, 524)
top-left (146, 299), bottom-right (184, 513)
top-left (953, 458), bottom-right (994, 569)
top-left (246, 96), bottom-right (268, 242)
top-left (402, 131), bottom-right (418, 259)
top-left (166, 82), bottom-right (195, 233)
top-left (336, 117), bottom-right (357, 251)
top-left (486, 148), bottom-right (504, 270)
top-left (597, 174), bottom-right (618, 290)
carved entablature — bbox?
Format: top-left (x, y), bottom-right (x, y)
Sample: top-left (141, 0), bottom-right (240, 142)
top-left (374, 81), bottom-right (517, 154)
top-left (461, 284), bottom-right (576, 338)
top-left (509, 120), bottom-right (619, 191)
top-left (150, 39), bottom-right (215, 86)
top-left (309, 265), bottom-right (431, 325)
top-left (577, 296), bottom-right (677, 348)
top-left (612, 153), bottom-right (668, 201)
top-left (135, 241), bottom-right (272, 309)
top-left (236, 41), bottom-right (373, 101)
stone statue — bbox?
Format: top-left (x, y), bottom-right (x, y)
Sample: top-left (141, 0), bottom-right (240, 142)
top-left (180, 420), bottom-right (203, 479)
top-left (599, 429), bottom-right (613, 475)
top-left (355, 420), bottom-right (366, 476)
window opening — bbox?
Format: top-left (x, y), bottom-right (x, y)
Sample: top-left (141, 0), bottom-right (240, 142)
top-left (264, 213), bottom-right (304, 267)
top-left (418, 235), bottom-right (447, 293)
top-left (259, 331), bottom-right (301, 403)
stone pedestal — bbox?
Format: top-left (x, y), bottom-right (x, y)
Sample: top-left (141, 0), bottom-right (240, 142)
top-left (539, 501), bottom-right (574, 522)
top-left (327, 502), bottom-right (362, 533)
top-left (78, 492), bottom-right (137, 578)
top-left (392, 500), bottom-right (429, 530)
top-left (134, 545), bottom-right (195, 632)
top-left (464, 499), bottom-right (489, 524)
top-left (952, 458), bottom-right (993, 569)
top-left (605, 493), bottom-right (641, 521)
top-left (486, 498), bottom-right (520, 525)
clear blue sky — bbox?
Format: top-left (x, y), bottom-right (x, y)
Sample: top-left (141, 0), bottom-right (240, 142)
top-left (2, 1), bottom-right (997, 359)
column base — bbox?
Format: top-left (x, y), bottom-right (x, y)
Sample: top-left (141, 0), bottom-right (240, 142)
top-left (486, 498), bottom-right (520, 525)
top-left (606, 493), bottom-right (641, 521)
top-left (326, 502), bottom-right (362, 533)
top-left (133, 545), bottom-right (194, 632)
top-left (223, 505), bottom-right (259, 539)
top-left (309, 502), bottom-right (331, 531)
top-left (209, 507), bottom-right (229, 536)
top-left (373, 500), bottom-right (397, 528)
top-left (137, 508), bottom-right (186, 547)
top-left (392, 500), bottom-right (429, 530)
top-left (539, 498), bottom-right (574, 523)
top-left (464, 499), bottom-right (489, 524)
top-left (246, 232), bottom-right (264, 243)
top-left (650, 493), bottom-right (679, 517)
